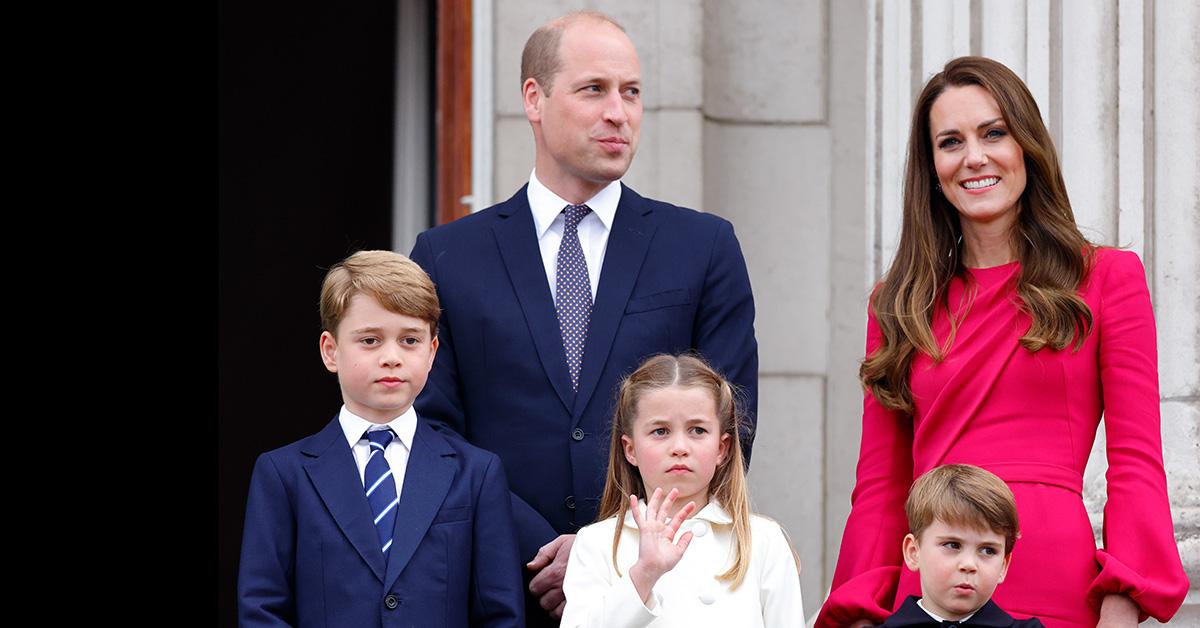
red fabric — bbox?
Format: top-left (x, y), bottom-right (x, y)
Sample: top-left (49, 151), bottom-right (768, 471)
top-left (817, 249), bottom-right (1187, 628)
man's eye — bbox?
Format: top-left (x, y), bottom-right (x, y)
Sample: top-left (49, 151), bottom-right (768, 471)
top-left (625, 87), bottom-right (640, 97)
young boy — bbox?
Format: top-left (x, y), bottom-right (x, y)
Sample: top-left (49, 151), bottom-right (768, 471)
top-left (238, 250), bottom-right (524, 627)
top-left (881, 464), bottom-right (1044, 627)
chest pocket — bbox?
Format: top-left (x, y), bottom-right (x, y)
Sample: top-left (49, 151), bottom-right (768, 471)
top-left (625, 288), bottom-right (693, 314)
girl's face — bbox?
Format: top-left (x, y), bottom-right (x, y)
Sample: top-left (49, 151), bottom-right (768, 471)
top-left (621, 385), bottom-right (731, 514)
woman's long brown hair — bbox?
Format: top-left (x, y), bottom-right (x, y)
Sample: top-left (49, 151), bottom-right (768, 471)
top-left (597, 353), bottom-right (754, 589)
top-left (862, 56), bottom-right (1094, 414)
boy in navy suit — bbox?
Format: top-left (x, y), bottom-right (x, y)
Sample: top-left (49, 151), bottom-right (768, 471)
top-left (878, 464), bottom-right (1044, 628)
top-left (238, 250), bottom-right (524, 627)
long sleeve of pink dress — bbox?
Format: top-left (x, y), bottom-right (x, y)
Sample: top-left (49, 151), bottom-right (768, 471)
top-left (816, 249), bottom-right (1188, 628)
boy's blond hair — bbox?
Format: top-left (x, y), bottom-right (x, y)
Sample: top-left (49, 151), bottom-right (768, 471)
top-left (319, 250), bottom-right (440, 337)
top-left (906, 464), bottom-right (1019, 556)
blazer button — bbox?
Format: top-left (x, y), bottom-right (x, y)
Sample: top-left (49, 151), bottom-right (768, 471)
top-left (565, 495), bottom-right (576, 510)
top-left (384, 594), bottom-right (400, 610)
top-left (571, 428), bottom-right (585, 441)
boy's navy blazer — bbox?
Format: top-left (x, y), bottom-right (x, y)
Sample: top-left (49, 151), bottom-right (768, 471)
top-left (410, 183), bottom-right (758, 560)
top-left (879, 596), bottom-right (1046, 628)
top-left (237, 415), bottom-right (524, 627)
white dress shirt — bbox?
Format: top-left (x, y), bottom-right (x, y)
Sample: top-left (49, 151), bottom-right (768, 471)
top-left (527, 169), bottom-right (621, 302)
top-left (561, 499), bottom-right (805, 627)
top-left (337, 404), bottom-right (417, 500)
top-left (917, 598), bottom-right (978, 624)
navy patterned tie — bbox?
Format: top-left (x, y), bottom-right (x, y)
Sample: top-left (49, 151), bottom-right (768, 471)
top-left (364, 428), bottom-right (399, 560)
top-left (556, 204), bottom-right (593, 391)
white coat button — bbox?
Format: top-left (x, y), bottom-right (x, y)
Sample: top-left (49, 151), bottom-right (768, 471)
top-left (698, 591), bottom-right (716, 605)
top-left (689, 520), bottom-right (709, 537)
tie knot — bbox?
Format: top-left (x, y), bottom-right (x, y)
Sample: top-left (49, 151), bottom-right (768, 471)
top-left (563, 204), bottom-right (592, 228)
top-left (365, 428), bottom-right (395, 450)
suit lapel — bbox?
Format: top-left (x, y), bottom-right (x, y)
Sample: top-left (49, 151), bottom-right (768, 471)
top-left (573, 185), bottom-right (657, 418)
top-left (491, 187), bottom-right (575, 413)
top-left (303, 417), bottom-right (387, 583)
top-left (384, 420), bottom-right (456, 590)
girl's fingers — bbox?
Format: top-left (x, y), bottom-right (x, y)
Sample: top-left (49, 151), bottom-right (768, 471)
top-left (660, 487), bottom-right (679, 518)
top-left (646, 486), bottom-right (663, 516)
top-left (629, 493), bottom-right (645, 527)
top-left (675, 531), bottom-right (694, 554)
top-left (669, 501), bottom-right (697, 532)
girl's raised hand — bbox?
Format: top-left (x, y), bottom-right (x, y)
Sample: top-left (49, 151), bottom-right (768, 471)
top-left (627, 487), bottom-right (697, 605)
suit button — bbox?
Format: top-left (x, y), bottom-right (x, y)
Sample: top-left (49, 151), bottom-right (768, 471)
top-left (565, 495), bottom-right (576, 510)
top-left (571, 428), bottom-right (585, 441)
top-left (384, 595), bottom-right (400, 610)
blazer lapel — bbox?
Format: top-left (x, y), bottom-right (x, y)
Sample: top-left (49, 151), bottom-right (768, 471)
top-left (573, 185), bottom-right (657, 419)
top-left (303, 417), bottom-right (387, 583)
top-left (383, 420), bottom-right (456, 590)
top-left (491, 187), bottom-right (575, 413)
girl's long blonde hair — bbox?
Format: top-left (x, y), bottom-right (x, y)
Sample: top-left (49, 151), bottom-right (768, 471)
top-left (596, 353), bottom-right (753, 589)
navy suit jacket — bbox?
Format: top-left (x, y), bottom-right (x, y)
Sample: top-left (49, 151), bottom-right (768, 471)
top-left (410, 183), bottom-right (758, 561)
top-left (237, 415), bottom-right (524, 628)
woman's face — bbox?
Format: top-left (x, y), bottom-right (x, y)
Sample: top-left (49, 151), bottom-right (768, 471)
top-left (929, 85), bottom-right (1026, 231)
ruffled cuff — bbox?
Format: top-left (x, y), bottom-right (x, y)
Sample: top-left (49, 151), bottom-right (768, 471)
top-left (1088, 549), bottom-right (1188, 624)
top-left (815, 566), bottom-right (900, 628)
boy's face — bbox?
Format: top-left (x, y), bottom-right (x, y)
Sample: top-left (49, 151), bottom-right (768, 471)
top-left (319, 294), bottom-right (438, 424)
top-left (902, 518), bottom-right (1011, 621)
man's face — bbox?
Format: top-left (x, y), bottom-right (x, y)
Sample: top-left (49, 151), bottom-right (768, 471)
top-left (524, 19), bottom-right (642, 202)
top-left (902, 518), bottom-right (1011, 621)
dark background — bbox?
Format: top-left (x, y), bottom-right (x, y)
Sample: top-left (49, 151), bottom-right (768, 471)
top-left (219, 1), bottom-right (432, 624)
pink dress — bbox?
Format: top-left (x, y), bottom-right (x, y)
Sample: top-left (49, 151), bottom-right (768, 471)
top-left (816, 249), bottom-right (1188, 628)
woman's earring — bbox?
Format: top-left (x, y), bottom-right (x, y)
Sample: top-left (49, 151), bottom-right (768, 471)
top-left (947, 233), bottom-right (963, 259)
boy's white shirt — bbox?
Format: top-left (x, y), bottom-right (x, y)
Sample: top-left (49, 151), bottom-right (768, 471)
top-left (561, 498), bottom-right (805, 628)
top-left (916, 598), bottom-right (979, 624)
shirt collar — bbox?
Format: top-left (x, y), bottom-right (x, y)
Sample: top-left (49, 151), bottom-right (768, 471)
top-left (916, 598), bottom-right (978, 624)
top-left (337, 404), bottom-right (417, 451)
top-left (527, 169), bottom-right (620, 238)
top-left (621, 497), bottom-right (734, 529)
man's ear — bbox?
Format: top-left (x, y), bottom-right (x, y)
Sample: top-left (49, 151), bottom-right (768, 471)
top-left (523, 78), bottom-right (544, 123)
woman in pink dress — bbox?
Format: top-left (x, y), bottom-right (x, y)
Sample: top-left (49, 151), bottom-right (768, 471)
top-left (816, 57), bottom-right (1187, 628)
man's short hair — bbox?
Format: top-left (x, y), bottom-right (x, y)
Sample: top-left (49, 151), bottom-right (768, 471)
top-left (520, 10), bottom-right (627, 95)
top-left (905, 464), bottom-right (1020, 555)
top-left (319, 250), bottom-right (440, 337)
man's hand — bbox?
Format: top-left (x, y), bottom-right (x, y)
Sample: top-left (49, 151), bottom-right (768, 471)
top-left (527, 534), bottom-right (576, 618)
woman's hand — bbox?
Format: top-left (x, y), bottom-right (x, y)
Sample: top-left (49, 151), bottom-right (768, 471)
top-left (1097, 593), bottom-right (1138, 628)
top-left (627, 487), bottom-right (697, 605)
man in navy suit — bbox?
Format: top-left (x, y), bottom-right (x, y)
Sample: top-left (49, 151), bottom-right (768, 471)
top-left (238, 251), bottom-right (524, 627)
top-left (410, 10), bottom-right (759, 625)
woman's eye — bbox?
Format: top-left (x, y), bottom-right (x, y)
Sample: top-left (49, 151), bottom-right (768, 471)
top-left (651, 428), bottom-right (668, 436)
top-left (986, 128), bottom-right (1007, 139)
top-left (938, 137), bottom-right (960, 149)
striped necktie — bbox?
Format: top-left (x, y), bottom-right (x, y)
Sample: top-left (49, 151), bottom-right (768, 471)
top-left (364, 428), bottom-right (399, 559)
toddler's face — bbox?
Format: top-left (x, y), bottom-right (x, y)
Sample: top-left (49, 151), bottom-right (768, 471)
top-left (902, 518), bottom-right (1011, 621)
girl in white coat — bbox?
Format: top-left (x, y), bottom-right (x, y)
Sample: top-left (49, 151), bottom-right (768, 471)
top-left (561, 354), bottom-right (804, 627)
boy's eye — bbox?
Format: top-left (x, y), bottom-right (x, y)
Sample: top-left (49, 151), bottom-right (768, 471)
top-left (942, 541), bottom-right (961, 550)
top-left (402, 337), bottom-right (420, 346)
top-left (360, 337), bottom-right (379, 346)
top-left (980, 546), bottom-right (998, 556)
